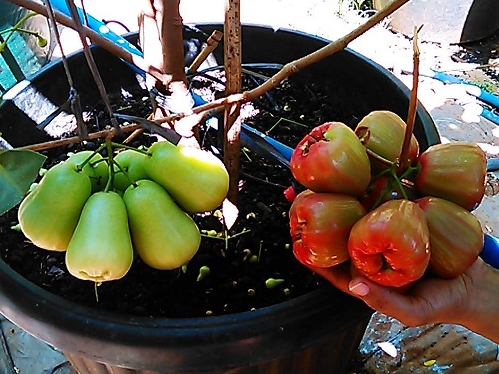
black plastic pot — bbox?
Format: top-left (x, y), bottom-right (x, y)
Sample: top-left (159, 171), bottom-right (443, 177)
top-left (0, 24), bottom-right (440, 374)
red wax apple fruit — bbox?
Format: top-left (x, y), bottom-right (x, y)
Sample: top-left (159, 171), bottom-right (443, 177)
top-left (348, 199), bottom-right (430, 287)
top-left (289, 190), bottom-right (366, 268)
top-left (290, 122), bottom-right (371, 197)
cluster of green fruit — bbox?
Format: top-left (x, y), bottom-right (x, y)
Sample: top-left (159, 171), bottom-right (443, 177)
top-left (17, 141), bottom-right (229, 282)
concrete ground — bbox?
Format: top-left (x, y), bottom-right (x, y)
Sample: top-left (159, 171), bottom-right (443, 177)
top-left (2, 0), bottom-right (499, 373)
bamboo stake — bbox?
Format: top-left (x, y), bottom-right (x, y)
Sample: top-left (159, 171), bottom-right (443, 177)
top-left (223, 0), bottom-right (242, 205)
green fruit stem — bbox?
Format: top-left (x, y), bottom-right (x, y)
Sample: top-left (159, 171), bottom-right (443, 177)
top-left (111, 158), bottom-right (137, 188)
top-left (104, 140), bottom-right (115, 192)
top-left (73, 143), bottom-right (107, 171)
top-left (364, 147), bottom-right (395, 168)
top-left (102, 140), bottom-right (146, 192)
top-left (110, 142), bottom-right (148, 155)
top-left (371, 165), bottom-right (418, 210)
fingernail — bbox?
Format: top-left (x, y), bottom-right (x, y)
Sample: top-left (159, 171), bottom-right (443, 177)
top-left (349, 281), bottom-right (369, 296)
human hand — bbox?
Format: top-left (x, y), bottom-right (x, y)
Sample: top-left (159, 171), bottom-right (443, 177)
top-left (308, 257), bottom-right (492, 329)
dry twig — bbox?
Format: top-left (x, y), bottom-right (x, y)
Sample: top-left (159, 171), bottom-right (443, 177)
top-left (399, 25), bottom-right (421, 172)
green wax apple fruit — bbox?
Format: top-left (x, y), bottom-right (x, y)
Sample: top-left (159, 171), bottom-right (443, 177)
top-left (415, 196), bottom-right (484, 278)
top-left (355, 110), bottom-right (419, 173)
top-left (65, 191), bottom-right (134, 282)
top-left (414, 142), bottom-right (486, 210)
top-left (113, 149), bottom-right (149, 191)
top-left (145, 141), bottom-right (229, 212)
top-left (65, 150), bottom-right (109, 192)
top-left (18, 162), bottom-right (92, 251)
top-left (123, 179), bottom-right (201, 270)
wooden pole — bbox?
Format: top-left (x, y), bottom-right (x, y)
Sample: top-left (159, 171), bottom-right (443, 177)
top-left (223, 0), bottom-right (242, 206)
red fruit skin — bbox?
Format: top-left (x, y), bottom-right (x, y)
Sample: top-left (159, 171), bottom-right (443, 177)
top-left (290, 122), bottom-right (371, 196)
top-left (350, 262), bottom-right (415, 294)
top-left (355, 110), bottom-right (419, 173)
top-left (283, 186), bottom-right (297, 203)
top-left (415, 196), bottom-right (484, 279)
top-left (348, 199), bottom-right (431, 287)
top-left (289, 190), bottom-right (366, 268)
top-left (414, 142), bottom-right (486, 211)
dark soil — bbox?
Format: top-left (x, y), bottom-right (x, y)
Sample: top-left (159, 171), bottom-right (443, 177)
top-left (0, 68), bottom-right (356, 318)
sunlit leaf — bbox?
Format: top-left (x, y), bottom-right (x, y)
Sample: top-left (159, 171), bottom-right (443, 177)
top-left (0, 149), bottom-right (47, 216)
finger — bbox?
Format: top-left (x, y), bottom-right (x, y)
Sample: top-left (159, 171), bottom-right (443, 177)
top-left (306, 262), bottom-right (352, 294)
top-left (348, 278), bottom-right (428, 326)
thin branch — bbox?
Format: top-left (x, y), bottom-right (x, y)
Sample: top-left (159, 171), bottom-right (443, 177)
top-left (187, 30), bottom-right (223, 74)
top-left (20, 124), bottom-right (141, 152)
top-left (245, 0), bottom-right (411, 100)
top-left (64, 0), bottom-right (120, 132)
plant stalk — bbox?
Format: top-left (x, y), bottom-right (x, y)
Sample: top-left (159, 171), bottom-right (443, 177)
top-left (398, 25), bottom-right (421, 173)
top-left (64, 0), bottom-right (120, 133)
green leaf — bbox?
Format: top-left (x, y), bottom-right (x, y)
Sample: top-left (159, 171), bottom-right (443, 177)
top-left (0, 149), bottom-right (47, 216)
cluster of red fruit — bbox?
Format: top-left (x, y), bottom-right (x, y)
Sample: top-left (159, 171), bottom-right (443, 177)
top-left (288, 111), bottom-right (487, 287)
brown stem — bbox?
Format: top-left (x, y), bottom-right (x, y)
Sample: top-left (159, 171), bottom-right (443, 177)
top-left (159, 0), bottom-right (188, 90)
top-left (365, 148), bottom-right (395, 169)
top-left (398, 25), bottom-right (421, 173)
top-left (154, 93), bottom-right (247, 126)
top-left (165, 0), bottom-right (411, 120)
top-left (141, 0), bottom-right (188, 93)
top-left (64, 0), bottom-right (120, 132)
top-left (10, 0), bottom-right (409, 116)
top-left (19, 124), bottom-right (142, 151)
top-left (187, 30), bottom-right (223, 74)
top-left (42, 0), bottom-right (88, 141)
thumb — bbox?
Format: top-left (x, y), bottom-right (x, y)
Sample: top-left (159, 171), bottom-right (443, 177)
top-left (348, 278), bottom-right (423, 326)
